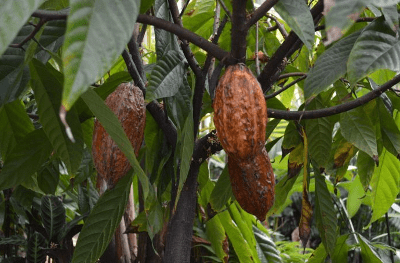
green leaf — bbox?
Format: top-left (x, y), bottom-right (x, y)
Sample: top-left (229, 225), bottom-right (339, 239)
top-left (282, 121), bottom-right (301, 154)
top-left (348, 17), bottom-right (400, 84)
top-left (324, 0), bottom-right (365, 44)
top-left (0, 0), bottom-right (46, 57)
top-left (80, 89), bottom-right (149, 200)
top-left (0, 100), bottom-right (34, 160)
top-left (205, 215), bottom-right (228, 262)
top-left (267, 173), bottom-right (301, 216)
top-left (140, 0), bottom-right (155, 13)
top-left (274, 0), bottom-right (314, 50)
top-left (27, 232), bottom-right (46, 263)
top-left (165, 76), bottom-right (191, 130)
top-left (305, 96), bottom-right (333, 168)
top-left (357, 150), bottom-right (375, 189)
top-left (340, 106), bottom-right (378, 160)
top-left (218, 210), bottom-right (254, 263)
top-left (35, 20), bottom-right (67, 64)
top-left (0, 235), bottom-right (26, 246)
top-left (154, 0), bottom-right (180, 58)
top-left (370, 149), bottom-right (400, 224)
top-left (0, 129), bottom-right (53, 191)
top-left (62, 0), bottom-right (140, 110)
top-left (307, 242), bottom-right (327, 263)
top-left (357, 233), bottom-right (383, 263)
top-left (30, 59), bottom-right (84, 173)
top-left (175, 111), bottom-right (194, 207)
top-left (147, 201), bottom-right (164, 240)
top-left (41, 195), bottom-right (66, 242)
top-left (378, 100), bottom-right (400, 158)
top-left (146, 50), bottom-right (187, 102)
top-left (331, 234), bottom-right (350, 263)
top-left (182, 0), bottom-right (215, 39)
top-left (381, 5), bottom-right (399, 33)
top-left (253, 226), bottom-right (282, 263)
top-left (266, 118), bottom-right (281, 140)
top-left (304, 31), bottom-right (360, 98)
top-left (314, 170), bottom-right (337, 256)
top-left (0, 48), bottom-right (30, 107)
top-left (71, 173), bottom-right (132, 263)
top-left (210, 165), bottom-right (233, 212)
top-left (346, 175), bottom-right (364, 218)
top-left (37, 160), bottom-right (60, 195)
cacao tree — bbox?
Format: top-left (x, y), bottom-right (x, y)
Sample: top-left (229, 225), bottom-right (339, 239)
top-left (1, 0), bottom-right (400, 262)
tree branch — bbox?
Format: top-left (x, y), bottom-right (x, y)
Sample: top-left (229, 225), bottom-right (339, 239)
top-left (245, 0), bottom-right (279, 29)
top-left (31, 9), bottom-right (69, 20)
top-left (265, 75), bottom-right (307, 99)
top-left (267, 74), bottom-right (400, 120)
top-left (9, 19), bottom-right (47, 48)
top-left (230, 0), bottom-right (248, 63)
top-left (137, 14), bottom-right (230, 62)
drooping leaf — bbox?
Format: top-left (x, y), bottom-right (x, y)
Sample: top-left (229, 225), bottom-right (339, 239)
top-left (304, 31), bottom-right (360, 98)
top-left (0, 0), bottom-right (46, 57)
top-left (340, 106), bottom-right (378, 161)
top-left (307, 241), bottom-right (327, 262)
top-left (165, 76), bottom-right (192, 130)
top-left (80, 89), bottom-right (149, 200)
top-left (253, 226), bottom-right (282, 263)
top-left (378, 100), bottom-right (400, 158)
top-left (37, 160), bottom-right (60, 195)
top-left (314, 169), bottom-right (337, 256)
top-left (0, 100), bottom-right (34, 160)
top-left (27, 232), bottom-right (46, 263)
top-left (71, 173), bottom-right (132, 263)
top-left (305, 96), bottom-right (334, 169)
top-left (346, 175), bottom-right (364, 218)
top-left (210, 165), bottom-right (233, 212)
top-left (274, 0), bottom-right (314, 50)
top-left (329, 131), bottom-right (358, 179)
top-left (331, 234), bottom-right (350, 263)
top-left (281, 121), bottom-right (301, 157)
top-left (348, 17), bottom-right (400, 84)
top-left (30, 59), bottom-right (84, 173)
top-left (0, 129), bottom-right (52, 191)
top-left (205, 216), bottom-right (228, 262)
top-left (218, 210), bottom-right (254, 263)
top-left (146, 200), bottom-right (164, 240)
top-left (370, 149), bottom-right (400, 224)
top-left (287, 143), bottom-right (304, 179)
top-left (146, 50), bottom-right (187, 102)
top-left (0, 48), bottom-right (30, 107)
top-left (357, 150), bottom-right (375, 190)
top-left (41, 195), bottom-right (66, 242)
top-left (62, 0), bottom-right (140, 110)
top-left (357, 233), bottom-right (383, 263)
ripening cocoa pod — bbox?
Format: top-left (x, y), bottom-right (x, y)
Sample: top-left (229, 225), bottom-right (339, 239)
top-left (213, 64), bottom-right (267, 161)
top-left (92, 83), bottom-right (146, 190)
top-left (228, 147), bottom-right (275, 221)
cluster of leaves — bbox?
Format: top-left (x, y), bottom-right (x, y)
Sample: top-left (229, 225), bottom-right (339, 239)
top-left (1, 0), bottom-right (400, 262)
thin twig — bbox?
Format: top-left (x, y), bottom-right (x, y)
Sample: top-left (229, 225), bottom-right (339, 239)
top-left (246, 0), bottom-right (279, 29)
top-left (255, 21), bottom-right (260, 75)
top-left (9, 19), bottom-right (47, 48)
top-left (385, 213), bottom-right (395, 263)
top-left (265, 75), bottom-right (306, 99)
top-left (265, 14), bottom-right (288, 38)
top-left (179, 0), bottom-right (191, 17)
top-left (277, 72), bottom-right (307, 80)
top-left (216, 0), bottom-right (231, 20)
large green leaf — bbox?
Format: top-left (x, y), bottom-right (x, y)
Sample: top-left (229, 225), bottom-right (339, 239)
top-left (41, 195), bottom-right (66, 242)
top-left (357, 150), bottom-right (375, 190)
top-left (218, 210), bottom-right (254, 263)
top-left (304, 31), bottom-right (360, 98)
top-left (340, 106), bottom-right (378, 160)
top-left (314, 170), bottom-right (337, 256)
top-left (0, 0), bottom-right (46, 57)
top-left (253, 226), bottom-right (282, 263)
top-left (205, 215), bottom-right (228, 262)
top-left (30, 59), bottom-right (84, 173)
top-left (370, 149), bottom-right (400, 224)
top-left (0, 129), bottom-right (52, 191)
top-left (0, 100), bottom-right (34, 160)
top-left (0, 48), bottom-right (30, 107)
top-left (346, 175), bottom-right (364, 218)
top-left (357, 233), bottom-right (383, 263)
top-left (71, 173), bottom-right (132, 263)
top-left (62, 0), bottom-right (140, 110)
top-left (348, 17), bottom-right (400, 84)
top-left (80, 89), bottom-right (149, 200)
top-left (182, 0), bottom-right (215, 40)
top-left (209, 165), bottom-right (233, 212)
top-left (305, 96), bottom-right (333, 169)
top-left (146, 50), bottom-right (187, 102)
top-left (274, 0), bottom-right (314, 50)
top-left (378, 100), bottom-right (400, 158)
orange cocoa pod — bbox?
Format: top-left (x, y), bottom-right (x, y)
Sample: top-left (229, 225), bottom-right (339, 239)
top-left (228, 148), bottom-right (275, 221)
top-left (92, 83), bottom-right (146, 190)
top-left (213, 64), bottom-right (267, 161)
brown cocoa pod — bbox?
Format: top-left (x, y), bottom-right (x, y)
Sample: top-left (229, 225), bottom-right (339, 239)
top-left (92, 83), bottom-right (146, 190)
top-left (228, 148), bottom-right (275, 221)
top-left (213, 64), bottom-right (267, 161)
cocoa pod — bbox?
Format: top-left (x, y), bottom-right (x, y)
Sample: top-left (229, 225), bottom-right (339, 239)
top-left (92, 83), bottom-right (146, 190)
top-left (228, 148), bottom-right (275, 221)
top-left (213, 64), bottom-right (267, 161)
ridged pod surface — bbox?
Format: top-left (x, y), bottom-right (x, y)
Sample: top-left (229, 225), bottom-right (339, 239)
top-left (92, 83), bottom-right (146, 189)
top-left (213, 64), bottom-right (267, 161)
top-left (228, 148), bottom-right (275, 221)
